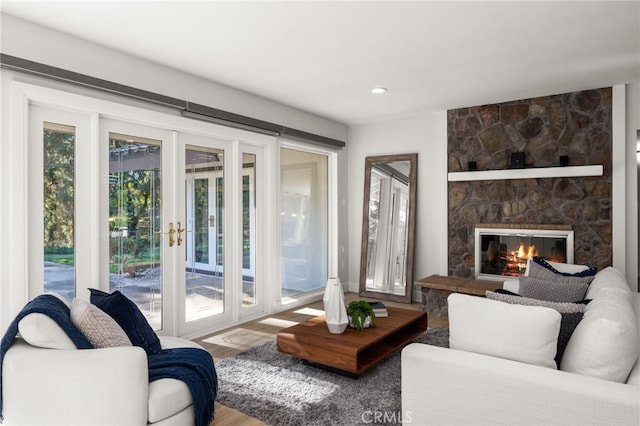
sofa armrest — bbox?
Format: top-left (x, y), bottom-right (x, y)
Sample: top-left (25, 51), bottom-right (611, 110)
top-left (3, 339), bottom-right (149, 425)
top-left (401, 343), bottom-right (640, 426)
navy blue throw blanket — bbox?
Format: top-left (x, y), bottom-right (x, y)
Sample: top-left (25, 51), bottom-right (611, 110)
top-left (149, 348), bottom-right (218, 426)
top-left (0, 295), bottom-right (92, 419)
top-left (1, 294), bottom-right (218, 426)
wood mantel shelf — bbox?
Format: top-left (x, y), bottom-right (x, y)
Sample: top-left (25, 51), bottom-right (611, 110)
top-left (447, 165), bottom-right (603, 182)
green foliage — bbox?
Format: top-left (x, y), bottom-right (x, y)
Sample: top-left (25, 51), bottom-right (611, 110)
top-left (43, 128), bottom-right (75, 250)
top-left (44, 246), bottom-right (74, 255)
top-left (347, 300), bottom-right (376, 331)
top-left (45, 245), bottom-right (74, 266)
top-left (44, 254), bottom-right (74, 266)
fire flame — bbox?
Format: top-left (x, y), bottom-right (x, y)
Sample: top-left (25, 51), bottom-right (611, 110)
top-left (509, 242), bottom-right (538, 270)
top-left (511, 242), bottom-right (538, 260)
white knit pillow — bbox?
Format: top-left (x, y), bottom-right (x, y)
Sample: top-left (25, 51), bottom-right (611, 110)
top-left (70, 298), bottom-right (132, 348)
top-left (448, 293), bottom-right (561, 369)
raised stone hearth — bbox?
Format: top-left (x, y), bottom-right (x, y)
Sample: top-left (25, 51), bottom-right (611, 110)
top-left (448, 88), bottom-right (612, 277)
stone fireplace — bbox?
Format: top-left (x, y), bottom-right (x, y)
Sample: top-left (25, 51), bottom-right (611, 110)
top-left (475, 224), bottom-right (574, 280)
top-left (447, 87), bottom-right (612, 277)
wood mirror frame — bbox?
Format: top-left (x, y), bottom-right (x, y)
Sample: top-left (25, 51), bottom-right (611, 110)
top-left (359, 153), bottom-right (417, 303)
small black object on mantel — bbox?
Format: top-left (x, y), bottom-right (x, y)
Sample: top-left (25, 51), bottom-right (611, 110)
top-left (510, 152), bottom-right (525, 169)
top-left (468, 161), bottom-right (477, 171)
top-left (559, 155), bottom-right (569, 167)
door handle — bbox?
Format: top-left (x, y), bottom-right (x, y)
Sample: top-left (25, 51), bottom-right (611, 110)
top-left (177, 222), bottom-right (185, 246)
top-left (166, 222), bottom-right (175, 247)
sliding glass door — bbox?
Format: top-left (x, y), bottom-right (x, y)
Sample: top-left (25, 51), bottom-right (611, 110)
top-left (238, 144), bottom-right (266, 319)
top-left (280, 147), bottom-right (328, 301)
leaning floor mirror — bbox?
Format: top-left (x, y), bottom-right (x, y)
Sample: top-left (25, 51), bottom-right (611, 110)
top-left (359, 153), bottom-right (417, 303)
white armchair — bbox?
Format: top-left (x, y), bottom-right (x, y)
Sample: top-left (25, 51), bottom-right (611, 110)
top-left (1, 292), bottom-right (214, 426)
top-left (2, 335), bottom-right (201, 425)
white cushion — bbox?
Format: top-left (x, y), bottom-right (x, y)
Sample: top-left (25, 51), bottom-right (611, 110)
top-left (560, 287), bottom-right (639, 383)
top-left (148, 378), bottom-right (193, 423)
top-left (160, 335), bottom-right (204, 350)
top-left (545, 260), bottom-right (594, 275)
top-left (524, 258), bottom-right (593, 276)
top-left (448, 293), bottom-right (561, 369)
top-left (630, 293), bottom-right (640, 384)
top-left (627, 359), bottom-right (640, 385)
top-left (502, 278), bottom-right (520, 293)
top-left (146, 336), bottom-right (203, 422)
top-left (18, 313), bottom-right (76, 350)
top-left (585, 266), bottom-right (631, 300)
top-left (70, 298), bottom-right (132, 348)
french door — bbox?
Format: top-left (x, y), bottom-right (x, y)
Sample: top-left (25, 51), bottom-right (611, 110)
top-left (176, 133), bottom-right (233, 335)
top-left (27, 101), bottom-right (266, 337)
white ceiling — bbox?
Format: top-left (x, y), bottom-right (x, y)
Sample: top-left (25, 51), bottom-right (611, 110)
top-left (2, 1), bottom-right (639, 126)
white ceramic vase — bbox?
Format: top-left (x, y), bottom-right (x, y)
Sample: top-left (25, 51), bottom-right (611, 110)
top-left (323, 277), bottom-right (348, 334)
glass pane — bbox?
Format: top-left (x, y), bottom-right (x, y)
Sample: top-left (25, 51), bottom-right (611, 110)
top-left (43, 122), bottom-right (76, 301)
top-left (194, 178), bottom-right (209, 263)
top-left (242, 153), bottom-right (256, 306)
top-left (280, 148), bottom-right (328, 300)
top-left (185, 146), bottom-right (224, 322)
top-left (366, 167), bottom-right (410, 295)
top-left (365, 173), bottom-right (382, 287)
top-left (108, 133), bottom-right (162, 330)
top-left (391, 181), bottom-right (409, 292)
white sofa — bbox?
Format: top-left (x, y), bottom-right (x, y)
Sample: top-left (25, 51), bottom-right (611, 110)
top-left (2, 334), bottom-right (202, 425)
top-left (402, 266), bottom-right (640, 426)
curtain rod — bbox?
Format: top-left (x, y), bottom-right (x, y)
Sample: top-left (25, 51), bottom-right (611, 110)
top-left (0, 53), bottom-right (346, 149)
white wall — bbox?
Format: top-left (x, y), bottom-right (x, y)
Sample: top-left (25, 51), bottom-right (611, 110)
top-left (0, 13), bottom-right (348, 142)
top-left (347, 112), bottom-right (448, 299)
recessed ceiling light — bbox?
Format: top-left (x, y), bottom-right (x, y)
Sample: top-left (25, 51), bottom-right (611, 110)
top-left (371, 87), bottom-right (388, 94)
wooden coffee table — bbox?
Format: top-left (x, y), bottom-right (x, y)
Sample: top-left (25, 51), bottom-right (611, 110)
top-left (276, 306), bottom-right (427, 377)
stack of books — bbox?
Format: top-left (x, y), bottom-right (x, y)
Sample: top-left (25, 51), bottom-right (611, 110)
top-left (368, 301), bottom-right (388, 317)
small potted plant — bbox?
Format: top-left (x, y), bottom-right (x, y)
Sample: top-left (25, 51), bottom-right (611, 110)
top-left (347, 300), bottom-right (376, 331)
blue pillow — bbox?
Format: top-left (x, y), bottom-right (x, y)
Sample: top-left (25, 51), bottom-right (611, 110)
top-left (89, 289), bottom-right (163, 355)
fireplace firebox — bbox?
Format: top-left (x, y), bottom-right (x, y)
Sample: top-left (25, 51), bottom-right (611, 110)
top-left (474, 225), bottom-right (574, 280)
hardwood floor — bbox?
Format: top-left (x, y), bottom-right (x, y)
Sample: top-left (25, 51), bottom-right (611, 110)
top-left (195, 292), bottom-right (447, 426)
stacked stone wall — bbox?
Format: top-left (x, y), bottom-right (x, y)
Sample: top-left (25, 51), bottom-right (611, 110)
top-left (447, 88), bottom-right (612, 277)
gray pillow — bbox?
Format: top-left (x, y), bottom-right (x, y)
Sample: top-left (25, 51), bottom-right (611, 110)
top-left (519, 276), bottom-right (589, 303)
top-left (486, 291), bottom-right (587, 313)
top-left (528, 260), bottom-right (595, 285)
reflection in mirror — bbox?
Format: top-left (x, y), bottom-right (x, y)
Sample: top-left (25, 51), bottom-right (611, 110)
top-left (359, 154), bottom-right (417, 303)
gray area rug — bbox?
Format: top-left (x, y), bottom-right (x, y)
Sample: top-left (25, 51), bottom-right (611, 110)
top-left (215, 326), bottom-right (449, 425)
